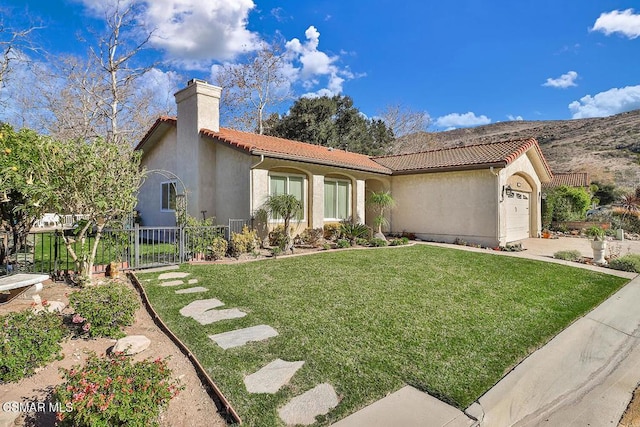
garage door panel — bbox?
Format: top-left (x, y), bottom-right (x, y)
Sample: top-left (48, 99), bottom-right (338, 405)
top-left (506, 191), bottom-right (530, 242)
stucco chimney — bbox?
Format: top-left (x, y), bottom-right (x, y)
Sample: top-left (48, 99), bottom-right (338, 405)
top-left (174, 78), bottom-right (222, 133)
top-left (174, 79), bottom-right (222, 219)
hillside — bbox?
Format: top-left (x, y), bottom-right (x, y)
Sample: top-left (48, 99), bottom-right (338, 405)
top-left (393, 109), bottom-right (640, 188)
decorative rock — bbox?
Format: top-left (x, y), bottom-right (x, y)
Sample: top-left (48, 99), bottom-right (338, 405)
top-left (158, 272), bottom-right (191, 280)
top-left (33, 300), bottom-right (66, 314)
top-left (179, 299), bottom-right (224, 317)
top-left (278, 383), bottom-right (339, 425)
top-left (175, 286), bottom-right (208, 294)
top-left (112, 335), bottom-right (151, 355)
top-left (245, 359), bottom-right (305, 394)
top-left (209, 325), bottom-right (278, 349)
top-left (192, 308), bottom-right (247, 325)
top-left (188, 279), bottom-right (198, 284)
top-left (160, 280), bottom-right (184, 287)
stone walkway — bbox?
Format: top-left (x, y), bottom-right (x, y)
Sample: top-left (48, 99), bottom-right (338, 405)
top-left (159, 271), bottom-right (338, 425)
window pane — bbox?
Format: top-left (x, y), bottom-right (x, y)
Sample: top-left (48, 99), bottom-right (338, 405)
top-left (324, 181), bottom-right (336, 218)
top-left (289, 177), bottom-right (304, 220)
top-left (270, 176), bottom-right (286, 195)
top-left (168, 183), bottom-right (176, 210)
top-left (162, 183), bottom-right (168, 210)
top-left (337, 181), bottom-right (349, 219)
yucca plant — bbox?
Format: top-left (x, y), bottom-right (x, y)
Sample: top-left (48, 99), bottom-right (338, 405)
top-left (367, 191), bottom-right (395, 239)
top-left (262, 194), bottom-right (303, 251)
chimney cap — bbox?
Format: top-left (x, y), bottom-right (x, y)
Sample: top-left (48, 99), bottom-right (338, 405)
top-left (187, 78), bottom-right (209, 86)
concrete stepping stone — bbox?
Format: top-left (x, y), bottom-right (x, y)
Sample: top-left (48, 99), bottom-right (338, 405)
top-left (175, 286), bottom-right (208, 294)
top-left (160, 279), bottom-right (184, 287)
top-left (158, 271), bottom-right (191, 280)
top-left (192, 308), bottom-right (247, 325)
top-left (112, 335), bottom-right (151, 355)
top-left (188, 279), bottom-right (198, 284)
top-left (278, 383), bottom-right (339, 425)
top-left (209, 325), bottom-right (278, 349)
top-left (179, 298), bottom-right (224, 317)
top-left (245, 359), bottom-right (305, 394)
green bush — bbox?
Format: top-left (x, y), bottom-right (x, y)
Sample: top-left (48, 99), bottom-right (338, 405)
top-left (609, 254), bottom-right (640, 273)
top-left (230, 225), bottom-right (257, 256)
top-left (0, 309), bottom-right (67, 383)
top-left (323, 223), bottom-right (341, 241)
top-left (553, 250), bottom-right (583, 262)
top-left (210, 235), bottom-right (228, 260)
top-left (69, 283), bottom-right (138, 338)
top-left (339, 222), bottom-right (371, 243)
top-left (355, 237), bottom-right (370, 246)
top-left (389, 237), bottom-right (410, 246)
top-left (370, 238), bottom-right (388, 247)
top-left (542, 185), bottom-right (593, 227)
top-left (336, 239), bottom-right (351, 248)
top-left (54, 353), bottom-right (182, 427)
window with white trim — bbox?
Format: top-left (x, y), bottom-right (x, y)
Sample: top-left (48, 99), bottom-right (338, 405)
top-left (161, 181), bottom-right (177, 211)
top-left (324, 179), bottom-right (351, 220)
top-left (269, 174), bottom-right (305, 220)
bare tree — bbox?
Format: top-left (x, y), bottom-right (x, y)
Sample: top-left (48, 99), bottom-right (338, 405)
top-left (379, 104), bottom-right (435, 152)
top-left (214, 39), bottom-right (291, 134)
top-left (0, 16), bottom-right (41, 93)
top-left (88, 0), bottom-right (155, 144)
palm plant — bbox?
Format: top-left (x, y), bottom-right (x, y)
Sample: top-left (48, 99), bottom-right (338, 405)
top-left (262, 194), bottom-right (303, 251)
top-left (620, 192), bottom-right (640, 221)
top-left (367, 191), bottom-right (395, 238)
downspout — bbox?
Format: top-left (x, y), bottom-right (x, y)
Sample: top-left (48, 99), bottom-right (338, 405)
top-left (249, 154), bottom-right (265, 216)
top-left (490, 167), bottom-right (501, 247)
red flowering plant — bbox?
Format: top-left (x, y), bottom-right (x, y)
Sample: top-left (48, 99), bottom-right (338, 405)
top-left (54, 352), bottom-right (182, 426)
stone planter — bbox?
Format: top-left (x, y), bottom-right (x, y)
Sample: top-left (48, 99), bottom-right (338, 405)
top-left (616, 228), bottom-right (625, 241)
top-left (590, 240), bottom-right (608, 265)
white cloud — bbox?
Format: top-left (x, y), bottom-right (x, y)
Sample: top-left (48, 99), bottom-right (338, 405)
top-left (434, 112), bottom-right (491, 129)
top-left (78, 0), bottom-right (260, 67)
top-left (543, 71), bottom-right (578, 88)
top-left (507, 114), bottom-right (524, 121)
top-left (568, 85), bottom-right (640, 118)
top-left (591, 9), bottom-right (640, 39)
top-left (284, 25), bottom-right (356, 97)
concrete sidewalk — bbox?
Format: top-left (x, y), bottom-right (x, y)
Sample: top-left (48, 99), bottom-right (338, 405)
top-left (332, 240), bottom-right (640, 426)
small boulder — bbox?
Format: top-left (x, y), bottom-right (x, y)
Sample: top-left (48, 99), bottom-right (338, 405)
top-left (112, 335), bottom-right (151, 355)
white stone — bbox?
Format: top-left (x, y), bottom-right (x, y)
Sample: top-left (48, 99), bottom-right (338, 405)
top-left (245, 359), bottom-right (305, 394)
top-left (160, 280), bottom-right (184, 287)
top-left (278, 383), bottom-right (339, 425)
top-left (188, 279), bottom-right (198, 284)
top-left (209, 325), bottom-right (278, 349)
top-left (112, 335), bottom-right (151, 355)
top-left (158, 272), bottom-right (191, 280)
top-left (175, 286), bottom-right (208, 294)
top-left (33, 300), bottom-right (66, 314)
top-left (192, 308), bottom-right (247, 325)
top-left (179, 299), bottom-right (224, 317)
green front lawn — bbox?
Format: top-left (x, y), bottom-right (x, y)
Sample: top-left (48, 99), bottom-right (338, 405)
top-left (139, 245), bottom-right (628, 426)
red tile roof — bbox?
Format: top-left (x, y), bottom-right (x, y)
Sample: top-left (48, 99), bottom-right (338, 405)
top-left (373, 138), bottom-right (553, 178)
top-left (201, 127), bottom-right (392, 174)
top-left (542, 172), bottom-right (590, 189)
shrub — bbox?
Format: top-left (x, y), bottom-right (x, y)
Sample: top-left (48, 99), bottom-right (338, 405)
top-left (323, 223), bottom-right (341, 241)
top-left (299, 228), bottom-right (324, 247)
top-left (401, 231), bottom-right (416, 240)
top-left (69, 283), bottom-right (138, 338)
top-left (230, 225), bottom-right (257, 256)
top-left (0, 309), bottom-right (67, 383)
top-left (339, 222), bottom-right (371, 243)
top-left (609, 254), bottom-right (640, 273)
top-left (336, 239), bottom-right (351, 248)
top-left (210, 235), bottom-right (228, 260)
top-left (370, 238), bottom-right (388, 247)
top-left (269, 225), bottom-right (288, 249)
top-left (355, 237), bottom-right (369, 246)
top-left (322, 243), bottom-right (331, 250)
top-left (586, 226), bottom-right (606, 241)
top-left (271, 247), bottom-right (283, 258)
top-left (54, 353), bottom-right (182, 427)
top-left (553, 250), bottom-right (583, 262)
top-left (390, 237), bottom-right (410, 246)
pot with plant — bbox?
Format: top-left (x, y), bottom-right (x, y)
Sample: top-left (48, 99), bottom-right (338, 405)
top-left (586, 226), bottom-right (607, 265)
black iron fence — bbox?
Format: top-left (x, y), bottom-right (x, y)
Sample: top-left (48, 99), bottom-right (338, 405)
top-left (1, 223), bottom-right (239, 276)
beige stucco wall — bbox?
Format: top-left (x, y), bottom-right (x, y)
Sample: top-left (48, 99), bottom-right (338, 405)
top-left (213, 143), bottom-right (252, 225)
top-left (390, 169), bottom-right (500, 247)
top-left (137, 128), bottom-right (179, 227)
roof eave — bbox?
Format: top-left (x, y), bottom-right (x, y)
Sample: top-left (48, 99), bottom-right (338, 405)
top-left (390, 162), bottom-right (507, 176)
top-left (250, 149), bottom-right (392, 175)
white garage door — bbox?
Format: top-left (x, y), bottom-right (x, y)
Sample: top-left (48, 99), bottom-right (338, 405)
top-left (506, 190), bottom-right (530, 242)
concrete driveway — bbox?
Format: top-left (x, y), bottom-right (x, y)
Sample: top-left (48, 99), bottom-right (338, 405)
top-left (520, 236), bottom-right (640, 258)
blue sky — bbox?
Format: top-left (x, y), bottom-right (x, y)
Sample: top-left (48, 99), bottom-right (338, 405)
top-left (2, 0), bottom-right (640, 130)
